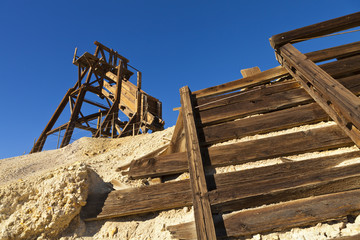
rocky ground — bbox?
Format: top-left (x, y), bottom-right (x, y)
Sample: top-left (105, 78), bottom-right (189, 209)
top-left (1, 123), bottom-right (360, 239)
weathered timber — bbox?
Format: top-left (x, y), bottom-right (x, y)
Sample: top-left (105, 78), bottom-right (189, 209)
top-left (128, 124), bottom-right (353, 178)
top-left (305, 41), bottom-right (360, 63)
top-left (168, 189), bottom-right (360, 239)
top-left (202, 73), bottom-right (360, 144)
top-left (270, 11), bottom-right (360, 48)
top-left (210, 150), bottom-right (360, 189)
top-left (87, 151), bottom-right (360, 221)
top-left (32, 41), bottom-right (164, 152)
top-left (240, 66), bottom-right (261, 78)
top-left (161, 110), bottom-right (186, 155)
top-left (61, 85), bottom-right (87, 147)
top-left (86, 180), bottom-right (192, 221)
top-left (210, 161), bottom-right (360, 213)
top-left (193, 40), bottom-right (360, 100)
top-left (196, 51), bottom-right (360, 112)
top-left (30, 87), bottom-right (74, 153)
top-left (278, 44), bottom-right (360, 147)
top-left (180, 86), bottom-right (217, 240)
top-left (199, 85), bottom-right (312, 125)
top-left (193, 66), bottom-right (289, 98)
top-left (199, 55), bottom-right (360, 125)
top-left (196, 79), bottom-right (300, 111)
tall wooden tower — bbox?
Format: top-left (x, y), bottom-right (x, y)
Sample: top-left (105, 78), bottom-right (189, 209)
top-left (31, 41), bottom-right (164, 153)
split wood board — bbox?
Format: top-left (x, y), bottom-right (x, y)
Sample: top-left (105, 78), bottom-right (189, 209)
top-left (194, 40), bottom-right (360, 99)
top-left (198, 54), bottom-right (360, 125)
top-left (201, 74), bottom-right (360, 144)
top-left (128, 124), bottom-right (353, 179)
top-left (168, 188), bottom-right (360, 239)
top-left (86, 152), bottom-right (360, 221)
top-left (180, 86), bottom-right (217, 239)
top-left (270, 11), bottom-right (360, 48)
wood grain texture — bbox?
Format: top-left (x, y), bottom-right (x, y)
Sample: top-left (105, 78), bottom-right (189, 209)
top-left (87, 151), bottom-right (360, 221)
top-left (201, 74), bottom-right (360, 144)
top-left (193, 66), bottom-right (288, 98)
top-left (180, 86), bottom-right (216, 240)
top-left (128, 124), bottom-right (353, 179)
top-left (270, 11), bottom-right (360, 48)
top-left (279, 44), bottom-right (360, 147)
top-left (199, 54), bottom-right (360, 126)
top-left (169, 189), bottom-right (360, 239)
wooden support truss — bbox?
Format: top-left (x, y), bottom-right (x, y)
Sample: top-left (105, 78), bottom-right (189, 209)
top-left (31, 41), bottom-right (164, 153)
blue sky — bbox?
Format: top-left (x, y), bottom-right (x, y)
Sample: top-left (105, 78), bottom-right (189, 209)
top-left (0, 0), bottom-right (359, 159)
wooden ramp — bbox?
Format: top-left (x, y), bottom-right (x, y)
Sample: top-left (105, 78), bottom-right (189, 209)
top-left (82, 12), bottom-right (360, 239)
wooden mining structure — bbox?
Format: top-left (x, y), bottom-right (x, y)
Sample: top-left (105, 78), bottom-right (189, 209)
top-left (31, 41), bottom-right (164, 153)
top-left (82, 12), bottom-right (360, 239)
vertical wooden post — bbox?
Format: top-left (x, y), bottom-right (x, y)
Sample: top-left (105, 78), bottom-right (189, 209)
top-left (180, 86), bottom-right (217, 240)
top-left (94, 61), bottom-right (122, 137)
top-left (111, 114), bottom-right (115, 138)
top-left (57, 128), bottom-right (61, 149)
top-left (137, 71), bottom-right (142, 90)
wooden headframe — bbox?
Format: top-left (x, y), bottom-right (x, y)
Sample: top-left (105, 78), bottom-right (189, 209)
top-left (30, 41), bottom-right (164, 153)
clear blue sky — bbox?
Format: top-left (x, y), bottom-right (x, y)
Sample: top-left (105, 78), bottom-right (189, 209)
top-left (0, 0), bottom-right (359, 159)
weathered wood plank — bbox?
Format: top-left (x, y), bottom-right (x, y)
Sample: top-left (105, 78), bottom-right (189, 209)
top-left (240, 66), bottom-right (261, 78)
top-left (128, 124), bottom-right (353, 179)
top-left (270, 11), bottom-right (360, 48)
top-left (180, 86), bottom-right (216, 240)
top-left (202, 74), bottom-right (360, 144)
top-left (169, 189), bottom-right (360, 239)
top-left (194, 66), bottom-right (288, 98)
top-left (161, 111), bottom-right (186, 155)
top-left (279, 44), bottom-right (360, 147)
top-left (193, 40), bottom-right (360, 100)
top-left (199, 55), bottom-right (360, 125)
top-left (305, 41), bottom-right (360, 63)
top-left (210, 150), bottom-right (360, 189)
top-left (86, 180), bottom-right (192, 220)
top-left (207, 125), bottom-right (351, 168)
top-left (196, 52), bottom-right (360, 113)
top-left (210, 161), bottom-right (360, 213)
top-left (87, 151), bottom-right (360, 221)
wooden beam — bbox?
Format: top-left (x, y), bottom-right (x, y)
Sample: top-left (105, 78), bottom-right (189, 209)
top-left (84, 180), bottom-right (192, 220)
top-left (210, 160), bottom-right (360, 213)
top-left (60, 86), bottom-right (87, 147)
top-left (278, 43), bottom-right (360, 147)
top-left (94, 41), bottom-right (129, 63)
top-left (30, 87), bottom-right (74, 153)
top-left (169, 189), bottom-right (360, 239)
top-left (202, 74), bottom-right (360, 144)
top-left (94, 63), bottom-right (122, 137)
top-left (180, 86), bottom-right (217, 240)
top-left (240, 66), bottom-right (261, 78)
top-left (87, 151), bottom-right (360, 221)
top-left (270, 11), bottom-right (360, 48)
top-left (305, 41), bottom-right (360, 63)
top-left (193, 39), bottom-right (360, 100)
top-left (161, 110), bottom-right (186, 155)
top-left (46, 123), bottom-right (68, 136)
top-left (127, 124), bottom-right (352, 179)
top-left (82, 98), bottom-right (109, 110)
top-left (193, 66), bottom-right (289, 98)
top-left (198, 54), bottom-right (360, 126)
